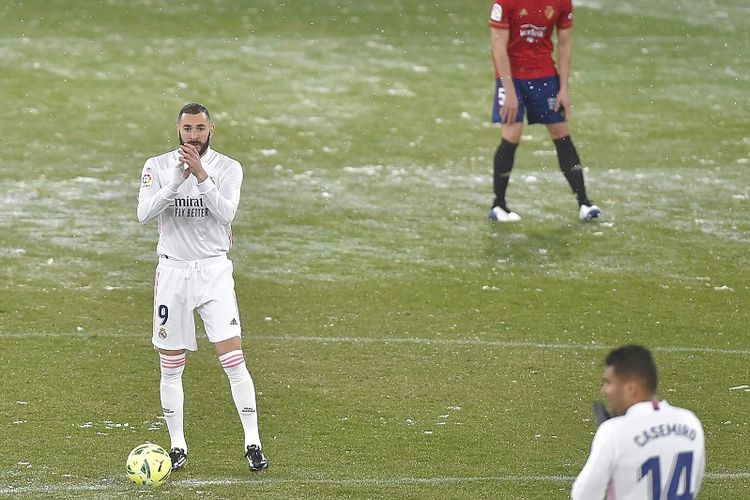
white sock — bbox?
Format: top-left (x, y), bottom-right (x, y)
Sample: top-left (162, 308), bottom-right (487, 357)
top-left (159, 352), bottom-right (187, 453)
top-left (219, 350), bottom-right (261, 448)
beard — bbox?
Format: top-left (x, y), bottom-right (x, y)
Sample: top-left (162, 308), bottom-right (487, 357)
top-left (179, 133), bottom-right (211, 156)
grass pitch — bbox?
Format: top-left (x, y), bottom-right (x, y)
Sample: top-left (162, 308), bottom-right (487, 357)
top-left (1, 0), bottom-right (749, 498)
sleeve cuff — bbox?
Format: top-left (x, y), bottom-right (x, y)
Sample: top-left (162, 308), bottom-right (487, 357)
top-left (196, 177), bottom-right (216, 194)
top-left (162, 186), bottom-right (179, 199)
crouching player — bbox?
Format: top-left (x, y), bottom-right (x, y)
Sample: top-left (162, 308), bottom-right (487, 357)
top-left (572, 345), bottom-right (705, 499)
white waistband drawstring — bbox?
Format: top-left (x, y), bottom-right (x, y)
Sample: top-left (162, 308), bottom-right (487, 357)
top-left (183, 261), bottom-right (206, 280)
top-left (180, 261), bottom-right (206, 303)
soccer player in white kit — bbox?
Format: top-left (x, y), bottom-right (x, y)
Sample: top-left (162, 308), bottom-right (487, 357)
top-left (137, 103), bottom-right (269, 472)
top-left (572, 345), bottom-right (705, 499)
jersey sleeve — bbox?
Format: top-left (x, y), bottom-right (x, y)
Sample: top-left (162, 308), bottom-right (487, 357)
top-left (137, 158), bottom-right (179, 224)
top-left (571, 423), bottom-right (616, 500)
top-left (489, 0), bottom-right (511, 29)
top-left (196, 160), bottom-right (242, 226)
top-left (557, 0), bottom-right (573, 29)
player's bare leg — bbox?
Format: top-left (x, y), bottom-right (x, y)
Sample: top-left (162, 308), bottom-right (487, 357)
top-left (157, 347), bottom-right (188, 470)
top-left (501, 121), bottom-right (524, 143)
top-left (545, 122), bottom-right (600, 220)
top-left (490, 122), bottom-right (524, 221)
top-left (215, 336), bottom-right (269, 471)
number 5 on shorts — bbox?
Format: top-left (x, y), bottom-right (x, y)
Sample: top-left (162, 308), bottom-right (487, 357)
top-left (497, 86), bottom-right (506, 107)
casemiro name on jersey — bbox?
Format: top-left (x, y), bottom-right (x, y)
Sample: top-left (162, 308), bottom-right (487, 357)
top-left (633, 422), bottom-right (699, 448)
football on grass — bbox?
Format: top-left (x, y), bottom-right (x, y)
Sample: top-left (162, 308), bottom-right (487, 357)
top-left (126, 443), bottom-right (171, 487)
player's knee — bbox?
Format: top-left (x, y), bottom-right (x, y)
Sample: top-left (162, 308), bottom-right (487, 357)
top-left (502, 123), bottom-right (524, 144)
top-left (215, 335), bottom-right (242, 356)
top-left (158, 347), bottom-right (187, 356)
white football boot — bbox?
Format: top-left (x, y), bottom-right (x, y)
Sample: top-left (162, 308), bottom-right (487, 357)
top-left (578, 203), bottom-right (602, 221)
top-left (488, 206), bottom-right (521, 222)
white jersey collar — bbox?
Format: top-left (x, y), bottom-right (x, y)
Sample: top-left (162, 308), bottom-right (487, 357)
top-left (626, 399), bottom-right (670, 415)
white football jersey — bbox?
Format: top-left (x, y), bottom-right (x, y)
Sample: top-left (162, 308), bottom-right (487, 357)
top-left (137, 147), bottom-right (242, 261)
top-left (572, 400), bottom-right (705, 500)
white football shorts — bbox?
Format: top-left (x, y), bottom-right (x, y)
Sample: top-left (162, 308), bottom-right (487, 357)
top-left (152, 254), bottom-right (242, 351)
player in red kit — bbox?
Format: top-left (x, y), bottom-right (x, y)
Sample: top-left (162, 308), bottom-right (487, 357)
top-left (487, 0), bottom-right (601, 222)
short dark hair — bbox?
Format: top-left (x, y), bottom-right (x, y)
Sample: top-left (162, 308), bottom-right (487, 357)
top-left (178, 102), bottom-right (211, 122)
top-left (605, 345), bottom-right (658, 394)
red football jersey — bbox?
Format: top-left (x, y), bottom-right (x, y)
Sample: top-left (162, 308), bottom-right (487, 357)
top-left (489, 0), bottom-right (573, 79)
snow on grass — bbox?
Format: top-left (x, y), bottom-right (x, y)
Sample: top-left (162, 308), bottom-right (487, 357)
top-left (3, 159), bottom-right (747, 287)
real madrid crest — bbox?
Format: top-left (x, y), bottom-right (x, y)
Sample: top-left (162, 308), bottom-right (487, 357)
top-left (158, 327), bottom-right (167, 340)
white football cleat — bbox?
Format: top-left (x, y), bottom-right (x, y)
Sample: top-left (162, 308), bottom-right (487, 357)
top-left (488, 206), bottom-right (521, 222)
top-left (579, 203), bottom-right (602, 221)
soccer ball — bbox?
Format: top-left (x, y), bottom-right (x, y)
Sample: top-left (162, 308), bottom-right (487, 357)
top-left (126, 443), bottom-right (172, 487)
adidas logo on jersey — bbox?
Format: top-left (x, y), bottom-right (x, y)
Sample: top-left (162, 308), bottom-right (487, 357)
top-left (230, 318), bottom-right (238, 326)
